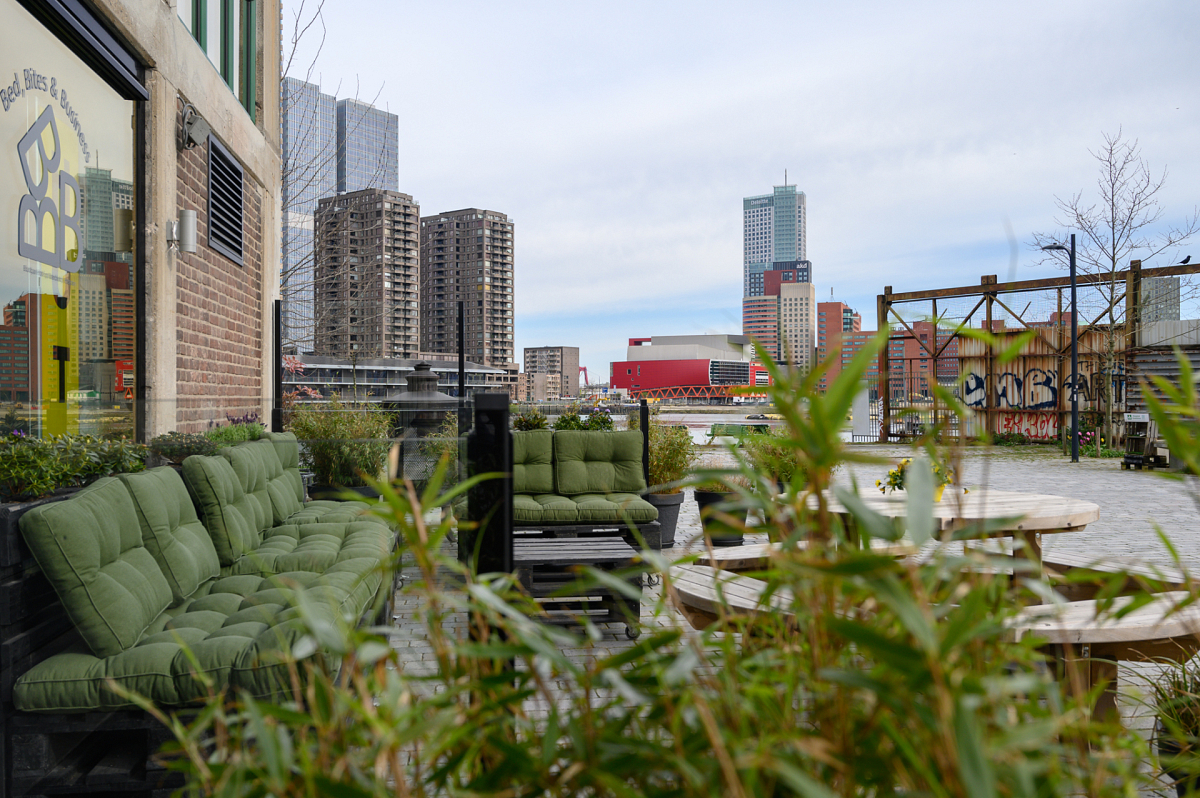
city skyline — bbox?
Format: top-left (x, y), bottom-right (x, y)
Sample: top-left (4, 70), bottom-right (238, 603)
top-left (282, 0), bottom-right (1200, 380)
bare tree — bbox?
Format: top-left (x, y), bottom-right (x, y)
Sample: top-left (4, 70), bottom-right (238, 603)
top-left (1032, 129), bottom-right (1200, 447)
top-left (279, 1), bottom-right (395, 360)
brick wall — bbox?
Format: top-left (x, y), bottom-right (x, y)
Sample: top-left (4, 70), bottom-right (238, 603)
top-left (174, 138), bottom-right (265, 432)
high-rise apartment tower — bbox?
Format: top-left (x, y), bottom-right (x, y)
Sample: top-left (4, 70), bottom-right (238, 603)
top-left (524, 346), bottom-right (580, 397)
top-left (281, 78), bottom-right (399, 353)
top-left (419, 209), bottom-right (515, 368)
top-left (743, 183), bottom-right (808, 297)
top-left (313, 189), bottom-right (421, 359)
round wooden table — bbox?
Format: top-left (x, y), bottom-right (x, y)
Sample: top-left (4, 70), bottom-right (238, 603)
top-left (815, 488), bottom-right (1101, 570)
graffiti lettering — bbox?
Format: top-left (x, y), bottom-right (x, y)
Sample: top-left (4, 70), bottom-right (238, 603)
top-left (999, 411), bottom-right (1058, 440)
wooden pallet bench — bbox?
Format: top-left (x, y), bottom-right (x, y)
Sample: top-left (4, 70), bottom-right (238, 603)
top-left (694, 540), bottom-right (918, 573)
top-left (514, 538), bottom-right (644, 638)
top-left (1012, 591), bottom-right (1200, 722)
top-left (1041, 551), bottom-right (1198, 601)
top-left (669, 564), bottom-right (794, 630)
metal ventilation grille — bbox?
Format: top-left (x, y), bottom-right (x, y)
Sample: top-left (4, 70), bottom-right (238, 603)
top-left (207, 135), bottom-right (244, 266)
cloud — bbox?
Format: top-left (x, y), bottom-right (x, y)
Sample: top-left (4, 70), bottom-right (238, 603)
top-left (284, 0), bottom-right (1200, 379)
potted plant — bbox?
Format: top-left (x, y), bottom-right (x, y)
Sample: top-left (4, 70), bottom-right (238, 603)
top-left (692, 476), bottom-right (750, 547)
top-left (513, 409), bottom-right (548, 431)
top-left (149, 430), bottom-right (219, 466)
top-left (876, 457), bottom-right (961, 502)
top-left (742, 427), bottom-right (807, 495)
top-left (645, 424), bottom-right (698, 548)
top-left (1153, 660), bottom-right (1200, 797)
top-left (288, 397), bottom-right (394, 499)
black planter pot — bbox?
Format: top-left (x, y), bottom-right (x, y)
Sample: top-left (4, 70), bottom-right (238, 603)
top-left (1158, 723), bottom-right (1200, 797)
top-left (693, 489), bottom-right (746, 547)
top-left (0, 490), bottom-right (80, 570)
top-left (309, 484), bottom-right (380, 501)
top-left (646, 492), bottom-right (685, 548)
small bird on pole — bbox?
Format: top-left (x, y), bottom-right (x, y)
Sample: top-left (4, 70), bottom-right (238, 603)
top-left (1179, 256), bottom-right (1191, 265)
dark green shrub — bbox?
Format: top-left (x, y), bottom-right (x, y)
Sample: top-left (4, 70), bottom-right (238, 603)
top-left (584, 410), bottom-right (614, 431)
top-left (149, 431), bottom-right (219, 465)
top-left (552, 409), bottom-right (586, 430)
top-left (287, 398), bottom-right (393, 487)
top-left (0, 433), bottom-right (148, 502)
top-left (513, 409), bottom-right (548, 431)
top-left (205, 421), bottom-right (264, 446)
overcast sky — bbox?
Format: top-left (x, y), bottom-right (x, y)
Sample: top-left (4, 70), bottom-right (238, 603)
top-left (283, 0), bottom-right (1199, 380)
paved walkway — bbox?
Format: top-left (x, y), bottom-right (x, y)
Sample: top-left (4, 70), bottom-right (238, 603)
top-left (389, 444), bottom-right (1196, 794)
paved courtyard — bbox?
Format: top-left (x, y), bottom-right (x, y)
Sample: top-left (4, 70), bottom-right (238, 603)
top-left (388, 443), bottom-right (1198, 794)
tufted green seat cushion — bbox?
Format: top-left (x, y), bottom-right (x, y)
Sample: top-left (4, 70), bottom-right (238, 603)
top-left (119, 467), bottom-right (221, 606)
top-left (183, 455), bottom-right (266, 567)
top-left (513, 494), bottom-right (579, 524)
top-left (12, 568), bottom-right (376, 713)
top-left (223, 440), bottom-right (297, 527)
top-left (221, 521), bottom-right (393, 579)
top-left (511, 493), bottom-right (657, 525)
top-left (553, 430), bottom-right (647, 496)
top-left (570, 493), bottom-right (657, 524)
top-left (19, 478), bottom-right (174, 658)
top-left (513, 430), bottom-right (554, 494)
top-left (258, 432), bottom-right (388, 527)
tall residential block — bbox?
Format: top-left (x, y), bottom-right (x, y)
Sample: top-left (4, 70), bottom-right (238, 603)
top-left (313, 189), bottom-right (421, 359)
top-left (524, 346), bottom-right (580, 397)
top-left (280, 79), bottom-right (398, 353)
top-left (419, 209), bottom-right (515, 368)
top-left (815, 301), bottom-right (863, 392)
top-left (741, 263), bottom-right (811, 364)
top-left (743, 183), bottom-right (808, 298)
top-left (779, 282), bottom-right (817, 370)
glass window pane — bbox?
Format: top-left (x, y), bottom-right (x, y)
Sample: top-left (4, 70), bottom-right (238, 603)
top-left (178, 0), bottom-right (193, 32)
top-left (207, 0), bottom-right (222, 65)
top-left (0, 0), bottom-right (138, 437)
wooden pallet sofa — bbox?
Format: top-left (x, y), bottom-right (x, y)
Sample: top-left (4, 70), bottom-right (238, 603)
top-left (0, 432), bottom-right (395, 798)
top-left (510, 428), bottom-right (661, 549)
top-left (458, 398), bottom-right (654, 636)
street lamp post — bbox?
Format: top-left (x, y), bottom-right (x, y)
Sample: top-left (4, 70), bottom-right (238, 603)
top-left (1043, 235), bottom-right (1079, 462)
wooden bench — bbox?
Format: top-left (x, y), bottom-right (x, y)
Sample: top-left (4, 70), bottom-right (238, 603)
top-left (515, 538), bottom-right (644, 638)
top-left (1041, 551), bottom-right (1198, 601)
top-left (1012, 591), bottom-right (1200, 722)
top-left (694, 540), bottom-right (918, 573)
top-left (669, 564), bottom-right (794, 630)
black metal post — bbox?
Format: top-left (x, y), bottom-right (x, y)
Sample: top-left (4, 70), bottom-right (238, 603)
top-left (639, 398), bottom-right (650, 488)
top-left (1070, 234), bottom-right (1079, 463)
top-left (461, 392), bottom-right (512, 574)
top-left (272, 299), bottom-right (283, 432)
top-left (457, 300), bottom-right (466, 433)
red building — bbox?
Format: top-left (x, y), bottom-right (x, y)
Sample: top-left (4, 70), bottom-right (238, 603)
top-left (610, 335), bottom-right (768, 404)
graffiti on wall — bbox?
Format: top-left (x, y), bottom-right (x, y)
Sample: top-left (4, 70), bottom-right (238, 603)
top-left (962, 366), bottom-right (1123, 411)
top-left (997, 411), bottom-right (1058, 439)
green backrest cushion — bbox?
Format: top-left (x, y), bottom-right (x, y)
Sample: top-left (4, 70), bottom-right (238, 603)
top-left (19, 477), bottom-right (173, 658)
top-left (223, 440), bottom-right (304, 527)
top-left (119, 467), bottom-right (220, 605)
top-left (552, 430), bottom-right (647, 496)
top-left (259, 432), bottom-right (307, 511)
top-left (182, 455), bottom-right (265, 566)
top-left (513, 430), bottom-right (553, 494)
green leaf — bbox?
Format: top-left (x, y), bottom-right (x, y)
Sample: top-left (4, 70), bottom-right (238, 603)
top-left (905, 456), bottom-right (936, 546)
top-left (955, 698), bottom-right (997, 798)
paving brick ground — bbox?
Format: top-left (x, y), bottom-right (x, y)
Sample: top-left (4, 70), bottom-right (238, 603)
top-left (389, 443), bottom-right (1197, 794)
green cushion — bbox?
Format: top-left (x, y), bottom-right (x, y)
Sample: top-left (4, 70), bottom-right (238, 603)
top-left (513, 430), bottom-right (554, 494)
top-left (19, 478), bottom-right (173, 658)
top-left (119, 467), bottom-right (221, 606)
top-left (260, 432), bottom-right (389, 527)
top-left (222, 443), bottom-right (281, 532)
top-left (552, 430), bottom-right (646, 496)
top-left (571, 493), bottom-right (658, 524)
top-left (513, 493), bottom-right (579, 524)
top-left (182, 455), bottom-right (265, 566)
top-left (221, 521), bottom-right (392, 578)
top-left (13, 570), bottom-right (374, 713)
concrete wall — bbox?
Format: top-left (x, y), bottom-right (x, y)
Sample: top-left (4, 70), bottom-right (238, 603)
top-left (92, 0), bottom-right (281, 435)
